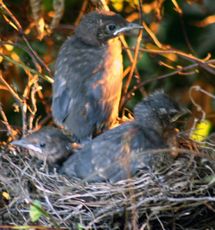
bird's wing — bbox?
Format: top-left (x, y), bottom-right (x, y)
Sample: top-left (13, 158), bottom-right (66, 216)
top-left (77, 124), bottom-right (149, 182)
top-left (60, 124), bottom-right (130, 182)
top-left (86, 124), bottom-right (169, 182)
top-left (52, 37), bottom-right (107, 138)
top-left (52, 37), bottom-right (84, 124)
top-left (61, 123), bottom-right (168, 182)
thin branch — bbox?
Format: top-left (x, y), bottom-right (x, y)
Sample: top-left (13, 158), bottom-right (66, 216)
top-left (139, 47), bottom-right (215, 74)
top-left (0, 103), bottom-right (17, 139)
top-left (0, 53), bottom-right (53, 83)
top-left (50, 0), bottom-right (65, 31)
top-left (0, 71), bottom-right (28, 135)
top-left (0, 71), bottom-right (23, 104)
top-left (142, 21), bottom-right (162, 48)
top-left (74, 0), bottom-right (89, 27)
top-left (124, 60), bottom-right (215, 105)
top-left (0, 41), bottom-right (40, 71)
top-left (120, 23), bottom-right (143, 110)
top-left (0, 1), bottom-right (52, 75)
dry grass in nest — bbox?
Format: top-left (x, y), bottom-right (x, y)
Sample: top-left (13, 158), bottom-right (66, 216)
top-left (1, 136), bottom-right (215, 229)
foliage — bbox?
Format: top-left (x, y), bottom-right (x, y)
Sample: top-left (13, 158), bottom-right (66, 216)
top-left (0, 0), bottom-right (215, 228)
top-left (30, 200), bottom-right (43, 222)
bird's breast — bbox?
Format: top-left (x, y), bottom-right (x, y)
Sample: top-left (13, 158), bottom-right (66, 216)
top-left (104, 38), bottom-right (123, 81)
top-left (92, 39), bottom-right (123, 96)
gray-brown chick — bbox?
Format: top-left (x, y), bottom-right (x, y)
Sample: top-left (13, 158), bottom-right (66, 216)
top-left (60, 91), bottom-right (186, 183)
top-left (52, 10), bottom-right (143, 142)
top-left (11, 127), bottom-right (73, 165)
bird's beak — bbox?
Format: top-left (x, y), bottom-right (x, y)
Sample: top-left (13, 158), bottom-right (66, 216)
top-left (113, 23), bottom-right (143, 36)
top-left (170, 107), bottom-right (191, 122)
top-left (11, 139), bottom-right (43, 153)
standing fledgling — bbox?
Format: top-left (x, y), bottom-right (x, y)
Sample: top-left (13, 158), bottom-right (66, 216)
top-left (61, 91), bottom-right (186, 183)
top-left (52, 10), bottom-right (143, 142)
top-left (11, 127), bottom-right (73, 165)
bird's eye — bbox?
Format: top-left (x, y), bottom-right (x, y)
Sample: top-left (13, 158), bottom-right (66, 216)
top-left (40, 142), bottom-right (46, 148)
top-left (106, 24), bottom-right (116, 32)
top-left (169, 109), bottom-right (179, 116)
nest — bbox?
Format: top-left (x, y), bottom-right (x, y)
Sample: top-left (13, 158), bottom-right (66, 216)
top-left (1, 136), bottom-right (215, 229)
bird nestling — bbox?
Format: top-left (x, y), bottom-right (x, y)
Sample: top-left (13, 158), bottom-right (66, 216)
top-left (52, 10), bottom-right (143, 142)
top-left (11, 127), bottom-right (74, 165)
top-left (61, 91), bottom-right (187, 183)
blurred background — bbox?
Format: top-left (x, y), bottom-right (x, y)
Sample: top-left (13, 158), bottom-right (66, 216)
top-left (0, 0), bottom-right (214, 141)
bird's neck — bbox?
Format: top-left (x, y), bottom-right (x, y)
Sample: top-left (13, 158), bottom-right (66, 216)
top-left (75, 30), bottom-right (103, 47)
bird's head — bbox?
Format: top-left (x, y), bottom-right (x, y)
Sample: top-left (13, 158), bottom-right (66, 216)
top-left (75, 10), bottom-right (143, 46)
top-left (11, 127), bottom-right (73, 164)
top-left (134, 91), bottom-right (189, 133)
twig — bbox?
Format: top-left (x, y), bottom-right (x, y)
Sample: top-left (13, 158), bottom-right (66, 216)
top-left (121, 39), bottom-right (145, 99)
top-left (50, 0), bottom-right (65, 31)
top-left (0, 71), bottom-right (29, 135)
top-left (125, 60), bottom-right (215, 104)
top-left (189, 85), bottom-right (215, 123)
top-left (0, 41), bottom-right (42, 71)
top-left (0, 1), bottom-right (52, 75)
top-left (0, 103), bottom-right (17, 139)
top-left (139, 47), bottom-right (215, 74)
top-left (142, 21), bottom-right (162, 48)
top-left (0, 53), bottom-right (53, 83)
top-left (74, 0), bottom-right (89, 27)
top-left (127, 3), bottom-right (142, 230)
top-left (120, 21), bottom-right (143, 109)
top-left (178, 12), bottom-right (196, 54)
top-left (172, 0), bottom-right (195, 54)
top-left (0, 71), bottom-right (23, 104)
top-left (23, 74), bottom-right (40, 130)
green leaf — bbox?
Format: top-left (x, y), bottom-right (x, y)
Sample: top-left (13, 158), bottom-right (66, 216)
top-left (30, 200), bottom-right (43, 222)
top-left (77, 223), bottom-right (84, 230)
